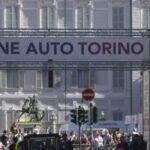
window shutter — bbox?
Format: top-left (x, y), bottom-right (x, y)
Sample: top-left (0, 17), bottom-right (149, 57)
top-left (41, 6), bottom-right (55, 28)
top-left (53, 71), bottom-right (61, 88)
top-left (6, 7), bottom-right (12, 28)
top-left (0, 71), bottom-right (6, 88)
top-left (84, 7), bottom-right (90, 28)
top-left (113, 7), bottom-right (124, 29)
top-left (36, 71), bottom-right (42, 88)
top-left (112, 70), bottom-right (124, 89)
top-left (78, 70), bottom-right (88, 88)
top-left (90, 70), bottom-right (95, 87)
top-left (5, 6), bottom-right (19, 28)
top-left (66, 70), bottom-right (77, 88)
top-left (43, 70), bottom-right (48, 88)
top-left (48, 6), bottom-right (55, 28)
top-left (19, 70), bottom-right (24, 88)
top-left (13, 7), bottom-right (19, 28)
top-left (72, 70), bottom-right (77, 87)
top-left (7, 70), bottom-right (18, 88)
top-left (41, 7), bottom-right (47, 28)
top-left (77, 7), bottom-right (83, 28)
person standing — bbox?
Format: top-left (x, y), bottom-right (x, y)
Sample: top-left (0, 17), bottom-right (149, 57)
top-left (94, 131), bottom-right (104, 150)
top-left (116, 135), bottom-right (129, 150)
top-left (138, 134), bottom-right (147, 150)
top-left (1, 130), bottom-right (8, 147)
top-left (60, 132), bottom-right (73, 150)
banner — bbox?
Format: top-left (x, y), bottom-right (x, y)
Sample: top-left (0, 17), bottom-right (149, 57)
top-left (0, 37), bottom-right (149, 61)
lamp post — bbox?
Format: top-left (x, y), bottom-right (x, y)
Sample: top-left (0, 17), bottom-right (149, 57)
top-left (50, 111), bottom-right (57, 133)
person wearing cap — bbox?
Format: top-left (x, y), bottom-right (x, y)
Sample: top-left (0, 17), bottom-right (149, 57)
top-left (130, 132), bottom-right (140, 150)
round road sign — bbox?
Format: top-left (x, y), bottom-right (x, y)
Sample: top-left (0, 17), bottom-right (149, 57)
top-left (82, 88), bottom-right (95, 101)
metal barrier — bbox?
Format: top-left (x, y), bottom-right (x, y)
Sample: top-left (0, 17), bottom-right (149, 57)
top-left (73, 144), bottom-right (116, 150)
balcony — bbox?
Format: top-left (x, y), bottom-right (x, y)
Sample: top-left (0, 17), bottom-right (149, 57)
top-left (0, 28), bottom-right (149, 37)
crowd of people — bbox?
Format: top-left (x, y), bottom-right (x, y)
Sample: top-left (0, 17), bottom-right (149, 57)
top-left (0, 122), bottom-right (147, 150)
top-left (67, 129), bottom-right (147, 150)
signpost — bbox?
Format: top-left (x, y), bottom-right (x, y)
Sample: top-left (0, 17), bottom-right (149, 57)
top-left (82, 88), bottom-right (95, 101)
top-left (82, 88), bottom-right (95, 150)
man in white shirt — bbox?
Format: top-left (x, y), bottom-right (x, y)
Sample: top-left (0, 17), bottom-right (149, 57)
top-left (94, 131), bottom-right (104, 150)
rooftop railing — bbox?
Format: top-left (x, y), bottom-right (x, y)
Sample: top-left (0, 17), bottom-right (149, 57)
top-left (0, 28), bottom-right (149, 37)
top-left (0, 61), bottom-right (149, 70)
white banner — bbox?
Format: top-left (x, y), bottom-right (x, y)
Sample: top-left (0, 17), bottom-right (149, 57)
top-left (0, 37), bottom-right (149, 61)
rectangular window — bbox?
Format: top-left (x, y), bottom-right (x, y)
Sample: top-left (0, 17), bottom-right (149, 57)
top-left (36, 71), bottom-right (42, 88)
top-left (112, 70), bottom-right (124, 89)
top-left (57, 1), bottom-right (73, 28)
top-left (76, 6), bottom-right (90, 29)
top-left (7, 70), bottom-right (18, 88)
top-left (5, 6), bottom-right (19, 28)
top-left (113, 111), bottom-right (123, 121)
top-left (67, 69), bottom-right (95, 88)
top-left (18, 71), bottom-right (24, 88)
top-left (78, 69), bottom-right (95, 88)
top-left (53, 71), bottom-right (61, 88)
top-left (42, 70), bottom-right (53, 88)
top-left (24, 71), bottom-right (36, 89)
top-left (78, 70), bottom-right (89, 88)
top-left (113, 7), bottom-right (124, 29)
top-left (67, 70), bottom-right (77, 88)
top-left (48, 70), bottom-right (53, 87)
top-left (41, 6), bottom-right (55, 28)
top-left (143, 8), bottom-right (150, 28)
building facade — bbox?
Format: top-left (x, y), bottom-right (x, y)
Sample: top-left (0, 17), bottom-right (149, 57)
top-left (0, 0), bottom-right (148, 139)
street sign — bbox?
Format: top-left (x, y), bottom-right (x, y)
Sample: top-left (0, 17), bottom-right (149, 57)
top-left (82, 88), bottom-right (95, 101)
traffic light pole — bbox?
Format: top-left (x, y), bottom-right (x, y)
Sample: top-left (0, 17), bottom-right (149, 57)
top-left (90, 103), bottom-right (93, 150)
top-left (78, 124), bottom-right (81, 150)
top-left (71, 105), bottom-right (89, 149)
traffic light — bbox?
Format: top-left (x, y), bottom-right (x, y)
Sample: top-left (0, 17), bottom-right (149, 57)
top-left (82, 109), bottom-right (89, 123)
top-left (78, 106), bottom-right (89, 125)
top-left (93, 106), bottom-right (98, 123)
top-left (70, 109), bottom-right (78, 124)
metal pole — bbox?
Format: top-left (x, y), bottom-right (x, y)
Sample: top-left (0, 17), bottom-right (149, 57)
top-left (79, 124), bottom-right (81, 150)
top-left (64, 64), bottom-right (67, 120)
top-left (130, 68), bottom-right (133, 132)
top-left (130, 0), bottom-right (133, 132)
top-left (130, 0), bottom-right (132, 30)
top-left (90, 103), bottom-right (93, 150)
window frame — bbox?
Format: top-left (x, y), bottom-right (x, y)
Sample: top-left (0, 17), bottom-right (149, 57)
top-left (4, 5), bottom-right (20, 28)
top-left (112, 7), bottom-right (124, 29)
top-left (40, 5), bottom-right (56, 29)
top-left (112, 69), bottom-right (124, 90)
top-left (75, 5), bottom-right (92, 29)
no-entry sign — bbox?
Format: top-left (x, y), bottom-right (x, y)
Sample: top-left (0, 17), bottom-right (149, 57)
top-left (82, 88), bottom-right (95, 101)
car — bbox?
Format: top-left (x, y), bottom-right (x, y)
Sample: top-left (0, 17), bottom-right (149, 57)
top-left (21, 133), bottom-right (61, 150)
